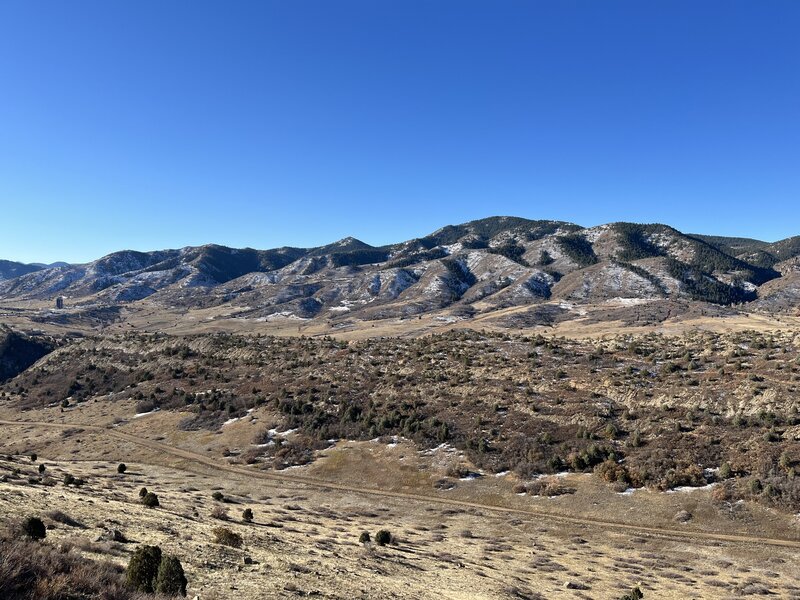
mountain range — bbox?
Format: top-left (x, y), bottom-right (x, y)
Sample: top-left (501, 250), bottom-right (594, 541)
top-left (2, 217), bottom-right (799, 325)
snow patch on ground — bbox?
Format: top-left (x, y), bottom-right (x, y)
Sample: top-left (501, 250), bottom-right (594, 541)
top-left (584, 224), bottom-right (610, 242)
top-left (268, 428), bottom-right (297, 437)
top-left (605, 297), bottom-right (649, 306)
top-left (256, 312), bottom-right (308, 322)
top-left (435, 315), bottom-right (462, 323)
top-left (133, 409), bottom-right (159, 418)
top-left (419, 443), bottom-right (459, 456)
top-left (666, 482), bottom-right (718, 494)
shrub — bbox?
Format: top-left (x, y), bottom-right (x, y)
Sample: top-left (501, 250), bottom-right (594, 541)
top-left (711, 481), bottom-right (736, 505)
top-left (212, 491), bottom-right (225, 501)
top-left (527, 477), bottom-right (577, 497)
top-left (213, 527), bottom-right (243, 548)
top-left (155, 555), bottom-right (188, 597)
top-left (142, 492), bottom-right (160, 508)
top-left (359, 531), bottom-right (371, 545)
top-left (117, 463), bottom-right (127, 474)
top-left (595, 460), bottom-right (631, 486)
top-left (718, 462), bottom-right (732, 480)
top-left (211, 506), bottom-right (229, 520)
top-left (139, 487), bottom-right (148, 498)
top-left (779, 451), bottom-right (791, 471)
top-left (628, 430), bottom-right (643, 448)
top-left (61, 473), bottom-right (85, 487)
top-left (21, 516), bottom-right (46, 540)
top-left (126, 545), bottom-right (162, 593)
top-left (30, 453), bottom-right (37, 462)
top-left (620, 587), bottom-right (644, 600)
top-left (375, 529), bottom-right (391, 546)
top-left (0, 536), bottom-right (141, 600)
top-left (242, 508), bottom-right (253, 523)
top-left (38, 464), bottom-right (45, 474)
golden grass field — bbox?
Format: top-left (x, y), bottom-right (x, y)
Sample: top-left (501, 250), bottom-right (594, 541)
top-left (2, 395), bottom-right (800, 599)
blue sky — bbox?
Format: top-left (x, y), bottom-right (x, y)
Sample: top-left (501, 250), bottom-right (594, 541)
top-left (1, 1), bottom-right (799, 263)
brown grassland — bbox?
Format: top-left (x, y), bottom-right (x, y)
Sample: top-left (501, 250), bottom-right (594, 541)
top-left (2, 312), bottom-right (800, 598)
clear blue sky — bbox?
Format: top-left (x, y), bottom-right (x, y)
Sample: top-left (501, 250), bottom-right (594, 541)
top-left (1, 1), bottom-right (799, 263)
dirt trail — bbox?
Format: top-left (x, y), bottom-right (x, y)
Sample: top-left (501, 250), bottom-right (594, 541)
top-left (3, 417), bottom-right (800, 550)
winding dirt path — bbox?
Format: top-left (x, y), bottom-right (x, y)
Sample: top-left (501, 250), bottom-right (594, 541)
top-left (3, 418), bottom-right (800, 550)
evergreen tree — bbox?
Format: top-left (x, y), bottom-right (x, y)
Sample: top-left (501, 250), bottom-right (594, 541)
top-left (22, 516), bottom-right (46, 540)
top-left (126, 545), bottom-right (162, 593)
top-left (155, 555), bottom-right (188, 597)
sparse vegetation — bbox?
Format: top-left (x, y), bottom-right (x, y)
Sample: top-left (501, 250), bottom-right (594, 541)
top-left (620, 587), bottom-right (644, 600)
top-left (0, 535), bottom-right (150, 600)
top-left (211, 506), bottom-right (229, 521)
top-left (141, 492), bottom-right (160, 508)
top-left (5, 328), bottom-right (800, 512)
top-left (20, 517), bottom-right (46, 541)
top-left (213, 527), bottom-right (243, 548)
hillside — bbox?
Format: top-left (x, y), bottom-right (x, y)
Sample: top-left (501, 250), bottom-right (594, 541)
top-left (1, 217), bottom-right (799, 335)
top-left (0, 260), bottom-right (45, 282)
top-left (2, 327), bottom-right (800, 599)
top-left (0, 326), bottom-right (55, 382)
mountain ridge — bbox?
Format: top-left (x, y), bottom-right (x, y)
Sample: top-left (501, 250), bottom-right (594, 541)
top-left (2, 217), bottom-right (800, 324)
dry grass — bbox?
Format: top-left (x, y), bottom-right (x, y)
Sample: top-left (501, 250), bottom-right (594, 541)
top-left (1, 441), bottom-right (800, 599)
top-left (2, 317), bottom-right (800, 598)
top-left (0, 535), bottom-right (157, 600)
